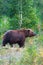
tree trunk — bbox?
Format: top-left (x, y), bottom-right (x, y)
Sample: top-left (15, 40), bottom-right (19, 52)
top-left (18, 0), bottom-right (22, 29)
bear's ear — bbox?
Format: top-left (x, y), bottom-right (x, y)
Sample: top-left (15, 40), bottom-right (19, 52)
top-left (28, 30), bottom-right (30, 32)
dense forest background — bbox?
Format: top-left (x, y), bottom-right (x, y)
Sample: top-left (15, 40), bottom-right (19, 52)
top-left (0, 0), bottom-right (43, 65)
top-left (0, 0), bottom-right (43, 34)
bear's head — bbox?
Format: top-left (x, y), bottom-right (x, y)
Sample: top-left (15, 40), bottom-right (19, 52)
top-left (24, 29), bottom-right (36, 37)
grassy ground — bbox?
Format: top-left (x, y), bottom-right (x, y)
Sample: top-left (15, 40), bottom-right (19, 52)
top-left (0, 33), bottom-right (43, 65)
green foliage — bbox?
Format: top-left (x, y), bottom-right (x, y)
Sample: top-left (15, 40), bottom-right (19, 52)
top-left (0, 0), bottom-right (41, 32)
top-left (0, 0), bottom-right (18, 17)
top-left (0, 16), bottom-right (10, 34)
top-left (21, 0), bottom-right (40, 32)
top-left (19, 45), bottom-right (38, 65)
top-left (9, 15), bottom-right (20, 29)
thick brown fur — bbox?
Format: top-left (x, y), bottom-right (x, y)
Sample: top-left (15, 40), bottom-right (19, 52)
top-left (2, 29), bottom-right (36, 47)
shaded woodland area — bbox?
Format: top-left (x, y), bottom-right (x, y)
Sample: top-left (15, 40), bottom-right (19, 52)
top-left (0, 0), bottom-right (43, 33)
top-left (0, 0), bottom-right (43, 65)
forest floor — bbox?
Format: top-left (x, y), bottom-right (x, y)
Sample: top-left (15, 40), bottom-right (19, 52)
top-left (0, 45), bottom-right (43, 65)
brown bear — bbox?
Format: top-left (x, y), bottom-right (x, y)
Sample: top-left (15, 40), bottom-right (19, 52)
top-left (2, 29), bottom-right (36, 47)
